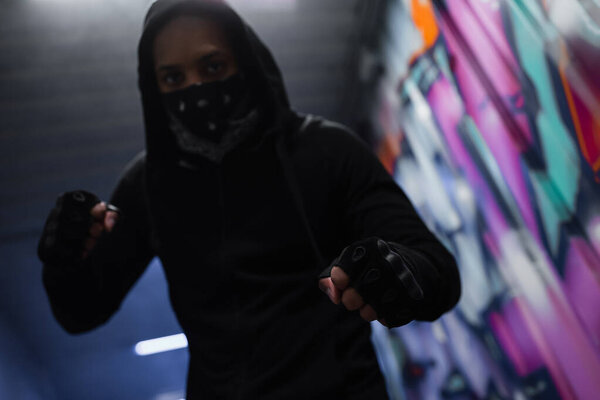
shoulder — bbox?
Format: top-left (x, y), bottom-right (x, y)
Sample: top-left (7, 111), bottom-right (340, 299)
top-left (110, 151), bottom-right (146, 206)
top-left (119, 151), bottom-right (147, 183)
top-left (289, 113), bottom-right (371, 158)
top-left (285, 114), bottom-right (386, 191)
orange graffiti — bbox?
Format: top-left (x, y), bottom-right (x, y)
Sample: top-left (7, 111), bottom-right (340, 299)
top-left (409, 0), bottom-right (439, 64)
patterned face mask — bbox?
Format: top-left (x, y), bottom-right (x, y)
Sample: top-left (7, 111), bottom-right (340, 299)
top-left (162, 73), bottom-right (258, 164)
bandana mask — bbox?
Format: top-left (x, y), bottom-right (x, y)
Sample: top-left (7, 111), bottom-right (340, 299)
top-left (162, 73), bottom-right (258, 165)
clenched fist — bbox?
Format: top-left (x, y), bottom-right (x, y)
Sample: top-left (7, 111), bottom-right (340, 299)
top-left (319, 237), bottom-right (426, 328)
top-left (38, 190), bottom-right (120, 265)
top-left (319, 267), bottom-right (381, 324)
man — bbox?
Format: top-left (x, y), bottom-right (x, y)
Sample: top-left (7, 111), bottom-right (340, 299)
top-left (38, 0), bottom-right (460, 398)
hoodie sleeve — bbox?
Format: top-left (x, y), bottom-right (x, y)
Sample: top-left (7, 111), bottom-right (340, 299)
top-left (322, 123), bottom-right (460, 321)
top-left (42, 153), bottom-right (155, 333)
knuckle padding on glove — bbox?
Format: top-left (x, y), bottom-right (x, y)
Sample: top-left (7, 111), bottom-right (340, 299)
top-left (332, 237), bottom-right (425, 327)
top-left (38, 190), bottom-right (101, 264)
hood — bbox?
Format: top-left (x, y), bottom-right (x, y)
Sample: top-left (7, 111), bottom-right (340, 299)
top-left (137, 0), bottom-right (292, 165)
top-left (137, 0), bottom-right (328, 280)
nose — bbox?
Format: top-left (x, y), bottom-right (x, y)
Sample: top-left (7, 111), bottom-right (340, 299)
top-left (184, 69), bottom-right (203, 87)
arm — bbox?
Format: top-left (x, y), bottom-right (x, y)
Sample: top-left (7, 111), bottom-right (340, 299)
top-left (39, 153), bottom-right (155, 333)
top-left (318, 124), bottom-right (460, 326)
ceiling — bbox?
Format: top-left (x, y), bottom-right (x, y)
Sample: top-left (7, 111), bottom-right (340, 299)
top-left (0, 0), bottom-right (382, 399)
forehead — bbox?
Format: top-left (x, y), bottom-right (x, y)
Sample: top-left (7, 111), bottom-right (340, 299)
top-left (153, 15), bottom-right (233, 65)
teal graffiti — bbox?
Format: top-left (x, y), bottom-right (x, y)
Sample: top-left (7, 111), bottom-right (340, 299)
top-left (507, 0), bottom-right (581, 256)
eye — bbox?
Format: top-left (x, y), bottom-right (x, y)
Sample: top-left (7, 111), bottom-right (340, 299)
top-left (161, 71), bottom-right (184, 86)
top-left (205, 61), bottom-right (225, 75)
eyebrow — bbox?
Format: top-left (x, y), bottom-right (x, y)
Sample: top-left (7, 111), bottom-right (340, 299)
top-left (156, 51), bottom-right (222, 72)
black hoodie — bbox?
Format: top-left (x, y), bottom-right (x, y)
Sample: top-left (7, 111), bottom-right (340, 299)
top-left (42, 1), bottom-right (460, 398)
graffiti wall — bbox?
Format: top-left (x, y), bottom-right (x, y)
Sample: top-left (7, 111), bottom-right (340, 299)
top-left (369, 1), bottom-right (600, 399)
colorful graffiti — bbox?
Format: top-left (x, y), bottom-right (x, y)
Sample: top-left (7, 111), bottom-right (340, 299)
top-left (369, 1), bottom-right (600, 399)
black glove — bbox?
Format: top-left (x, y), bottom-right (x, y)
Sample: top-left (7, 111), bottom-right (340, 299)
top-left (38, 190), bottom-right (101, 265)
top-left (320, 237), bottom-right (425, 327)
